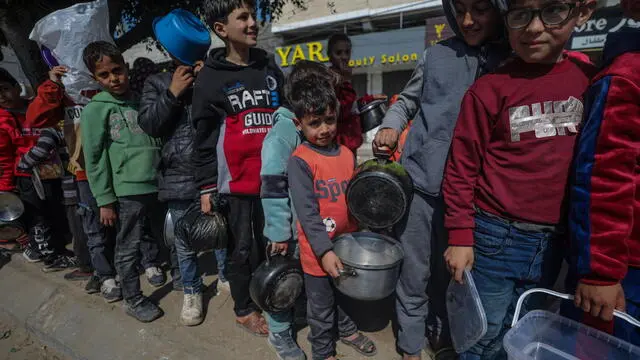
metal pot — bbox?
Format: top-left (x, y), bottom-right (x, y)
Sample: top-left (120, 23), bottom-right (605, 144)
top-left (0, 192), bottom-right (26, 241)
top-left (358, 99), bottom-right (387, 133)
top-left (163, 210), bottom-right (175, 247)
top-left (347, 153), bottom-right (413, 230)
top-left (250, 247), bottom-right (304, 313)
top-left (332, 232), bottom-right (404, 301)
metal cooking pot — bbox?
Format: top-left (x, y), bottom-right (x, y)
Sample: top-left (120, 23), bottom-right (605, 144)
top-left (163, 210), bottom-right (175, 247)
top-left (332, 232), bottom-right (404, 301)
top-left (358, 99), bottom-right (387, 133)
top-left (0, 192), bottom-right (26, 241)
top-left (250, 246), bottom-right (304, 313)
top-left (347, 151), bottom-right (413, 230)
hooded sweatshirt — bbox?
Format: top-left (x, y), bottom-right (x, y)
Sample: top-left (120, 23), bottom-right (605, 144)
top-left (380, 0), bottom-right (510, 197)
top-left (81, 91), bottom-right (161, 207)
top-left (192, 48), bottom-right (285, 195)
top-left (260, 107), bottom-right (302, 244)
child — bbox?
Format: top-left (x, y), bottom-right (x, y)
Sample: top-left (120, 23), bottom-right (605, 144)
top-left (261, 60), bottom-right (337, 360)
top-left (288, 67), bottom-right (376, 360)
top-left (372, 0), bottom-right (510, 358)
top-left (443, 0), bottom-right (596, 358)
top-left (81, 41), bottom-right (164, 323)
top-left (0, 66), bottom-right (73, 265)
top-left (139, 9), bottom-right (212, 326)
top-left (193, 0), bottom-right (284, 336)
top-left (567, 0), bottom-right (640, 346)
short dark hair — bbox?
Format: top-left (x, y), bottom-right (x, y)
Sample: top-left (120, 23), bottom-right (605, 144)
top-left (202, 0), bottom-right (256, 26)
top-left (285, 60), bottom-right (338, 105)
top-left (288, 64), bottom-right (338, 120)
top-left (82, 41), bottom-right (124, 74)
top-left (327, 33), bottom-right (352, 55)
top-left (0, 68), bottom-right (18, 86)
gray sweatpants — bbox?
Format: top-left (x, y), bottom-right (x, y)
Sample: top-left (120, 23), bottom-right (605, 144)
top-left (395, 193), bottom-right (451, 355)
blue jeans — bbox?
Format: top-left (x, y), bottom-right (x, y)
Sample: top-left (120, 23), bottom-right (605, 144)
top-left (460, 211), bottom-right (562, 360)
top-left (170, 201), bottom-right (203, 295)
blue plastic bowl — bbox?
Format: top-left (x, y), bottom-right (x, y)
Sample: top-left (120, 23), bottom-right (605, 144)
top-left (153, 9), bottom-right (211, 66)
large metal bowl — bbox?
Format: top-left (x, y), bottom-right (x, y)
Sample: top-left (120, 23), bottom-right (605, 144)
top-left (332, 232), bottom-right (404, 301)
top-left (0, 192), bottom-right (24, 222)
top-left (358, 100), bottom-right (387, 133)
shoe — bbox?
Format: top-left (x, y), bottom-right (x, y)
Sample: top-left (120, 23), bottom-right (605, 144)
top-left (64, 268), bottom-right (93, 281)
top-left (85, 274), bottom-right (101, 294)
top-left (217, 278), bottom-right (230, 293)
top-left (22, 247), bottom-right (43, 263)
top-left (43, 249), bottom-right (74, 266)
top-left (101, 278), bottom-right (123, 303)
top-left (180, 293), bottom-right (203, 326)
top-left (145, 266), bottom-right (166, 287)
top-left (125, 297), bottom-right (163, 323)
top-left (42, 255), bottom-right (79, 273)
top-left (268, 330), bottom-right (307, 360)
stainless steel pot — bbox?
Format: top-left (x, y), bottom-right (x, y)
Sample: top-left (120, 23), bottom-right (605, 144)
top-left (0, 192), bottom-right (26, 241)
top-left (332, 232), bottom-right (404, 301)
top-left (358, 100), bottom-right (387, 133)
top-left (163, 210), bottom-right (175, 247)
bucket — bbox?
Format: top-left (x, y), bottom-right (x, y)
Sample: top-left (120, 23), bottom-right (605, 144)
top-left (153, 9), bottom-right (211, 66)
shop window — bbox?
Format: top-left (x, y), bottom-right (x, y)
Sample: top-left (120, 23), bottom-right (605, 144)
top-left (382, 70), bottom-right (414, 99)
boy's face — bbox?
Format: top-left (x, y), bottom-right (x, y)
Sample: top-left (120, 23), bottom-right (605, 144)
top-left (329, 41), bottom-right (352, 71)
top-left (453, 0), bottom-right (502, 47)
top-left (506, 0), bottom-right (594, 64)
top-left (621, 0), bottom-right (640, 20)
top-left (215, 3), bottom-right (258, 48)
top-left (296, 107), bottom-right (338, 147)
top-left (0, 81), bottom-right (22, 109)
top-left (92, 55), bottom-right (129, 96)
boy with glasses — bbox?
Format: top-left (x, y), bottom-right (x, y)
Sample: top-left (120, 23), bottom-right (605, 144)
top-left (443, 0), bottom-right (596, 358)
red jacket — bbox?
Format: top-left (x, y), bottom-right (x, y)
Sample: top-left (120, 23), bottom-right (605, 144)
top-left (443, 54), bottom-right (595, 246)
top-left (0, 80), bottom-right (64, 191)
top-left (569, 30), bottom-right (640, 285)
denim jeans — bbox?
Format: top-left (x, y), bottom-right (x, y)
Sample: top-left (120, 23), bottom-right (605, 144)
top-left (460, 211), bottom-right (562, 360)
top-left (77, 181), bottom-right (116, 280)
top-left (115, 194), bottom-right (163, 302)
top-left (170, 200), bottom-right (203, 295)
top-left (214, 248), bottom-right (227, 281)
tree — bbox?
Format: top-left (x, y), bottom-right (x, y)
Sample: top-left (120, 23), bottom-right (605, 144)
top-left (0, 0), bottom-right (311, 87)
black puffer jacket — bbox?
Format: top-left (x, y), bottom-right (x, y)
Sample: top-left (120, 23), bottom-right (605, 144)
top-left (139, 72), bottom-right (197, 202)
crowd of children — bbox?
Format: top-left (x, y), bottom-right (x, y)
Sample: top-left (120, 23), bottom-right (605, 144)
top-left (0, 0), bottom-right (638, 359)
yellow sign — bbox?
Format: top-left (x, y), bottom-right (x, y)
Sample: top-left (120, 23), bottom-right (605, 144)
top-left (276, 42), bottom-right (419, 68)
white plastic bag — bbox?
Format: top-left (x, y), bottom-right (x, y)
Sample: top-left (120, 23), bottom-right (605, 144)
top-left (29, 0), bottom-right (113, 104)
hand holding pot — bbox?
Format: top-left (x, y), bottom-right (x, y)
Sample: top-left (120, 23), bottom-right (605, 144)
top-left (373, 128), bottom-right (399, 153)
top-left (270, 242), bottom-right (289, 256)
top-left (321, 250), bottom-right (344, 278)
top-left (445, 246), bottom-right (474, 284)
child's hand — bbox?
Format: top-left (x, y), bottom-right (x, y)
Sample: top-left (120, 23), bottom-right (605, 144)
top-left (193, 60), bottom-right (205, 75)
top-left (100, 204), bottom-right (117, 227)
top-left (48, 66), bottom-right (68, 83)
top-left (575, 282), bottom-right (626, 321)
top-left (321, 250), bottom-right (344, 278)
top-left (200, 193), bottom-right (212, 214)
top-left (169, 65), bottom-right (195, 98)
top-left (444, 246), bottom-right (474, 284)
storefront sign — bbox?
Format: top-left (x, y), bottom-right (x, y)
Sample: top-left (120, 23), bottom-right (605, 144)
top-left (569, 7), bottom-right (640, 50)
top-left (275, 27), bottom-right (425, 68)
top-left (425, 16), bottom-right (455, 47)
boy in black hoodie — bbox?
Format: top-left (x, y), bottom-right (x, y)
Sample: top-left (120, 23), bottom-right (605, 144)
top-left (193, 0), bottom-right (284, 336)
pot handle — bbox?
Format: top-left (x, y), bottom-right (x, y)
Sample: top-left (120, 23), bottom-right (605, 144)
top-left (335, 265), bottom-right (358, 286)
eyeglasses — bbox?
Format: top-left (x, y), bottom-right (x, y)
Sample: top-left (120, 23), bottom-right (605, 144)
top-left (505, 2), bottom-right (577, 30)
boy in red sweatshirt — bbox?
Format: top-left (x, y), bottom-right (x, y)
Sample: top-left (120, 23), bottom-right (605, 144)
top-left (0, 66), bottom-right (71, 263)
top-left (442, 0), bottom-right (596, 358)
top-left (567, 0), bottom-right (640, 346)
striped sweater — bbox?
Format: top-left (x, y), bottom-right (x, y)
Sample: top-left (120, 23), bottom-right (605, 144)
top-left (17, 127), bottom-right (67, 178)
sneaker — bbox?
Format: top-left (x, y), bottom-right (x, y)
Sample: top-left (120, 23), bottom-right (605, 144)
top-left (42, 255), bottom-right (79, 273)
top-left (64, 268), bottom-right (93, 281)
top-left (22, 247), bottom-right (43, 263)
top-left (145, 266), bottom-right (166, 287)
top-left (180, 293), bottom-right (203, 326)
top-left (85, 274), bottom-right (101, 294)
top-left (101, 278), bottom-right (123, 303)
top-left (268, 330), bottom-right (307, 360)
top-left (124, 297), bottom-right (163, 323)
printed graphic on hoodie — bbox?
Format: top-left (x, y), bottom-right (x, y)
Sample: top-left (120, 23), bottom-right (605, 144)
top-left (223, 77), bottom-right (280, 136)
top-left (508, 96), bottom-right (583, 142)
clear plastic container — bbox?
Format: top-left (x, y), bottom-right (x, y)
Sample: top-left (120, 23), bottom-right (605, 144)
top-left (446, 269), bottom-right (488, 353)
top-left (504, 289), bottom-right (640, 360)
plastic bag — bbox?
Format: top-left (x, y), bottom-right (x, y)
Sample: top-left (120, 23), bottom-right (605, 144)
top-left (29, 0), bottom-right (113, 105)
top-left (175, 203), bottom-right (228, 253)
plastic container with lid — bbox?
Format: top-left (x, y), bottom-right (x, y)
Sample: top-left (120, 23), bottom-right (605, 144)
top-left (504, 288), bottom-right (640, 360)
top-left (446, 269), bottom-right (488, 353)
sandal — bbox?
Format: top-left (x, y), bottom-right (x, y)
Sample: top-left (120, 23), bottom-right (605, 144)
top-left (341, 332), bottom-right (377, 357)
top-left (235, 312), bottom-right (268, 337)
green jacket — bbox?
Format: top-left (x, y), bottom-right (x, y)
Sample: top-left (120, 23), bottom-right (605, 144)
top-left (81, 91), bottom-right (161, 207)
